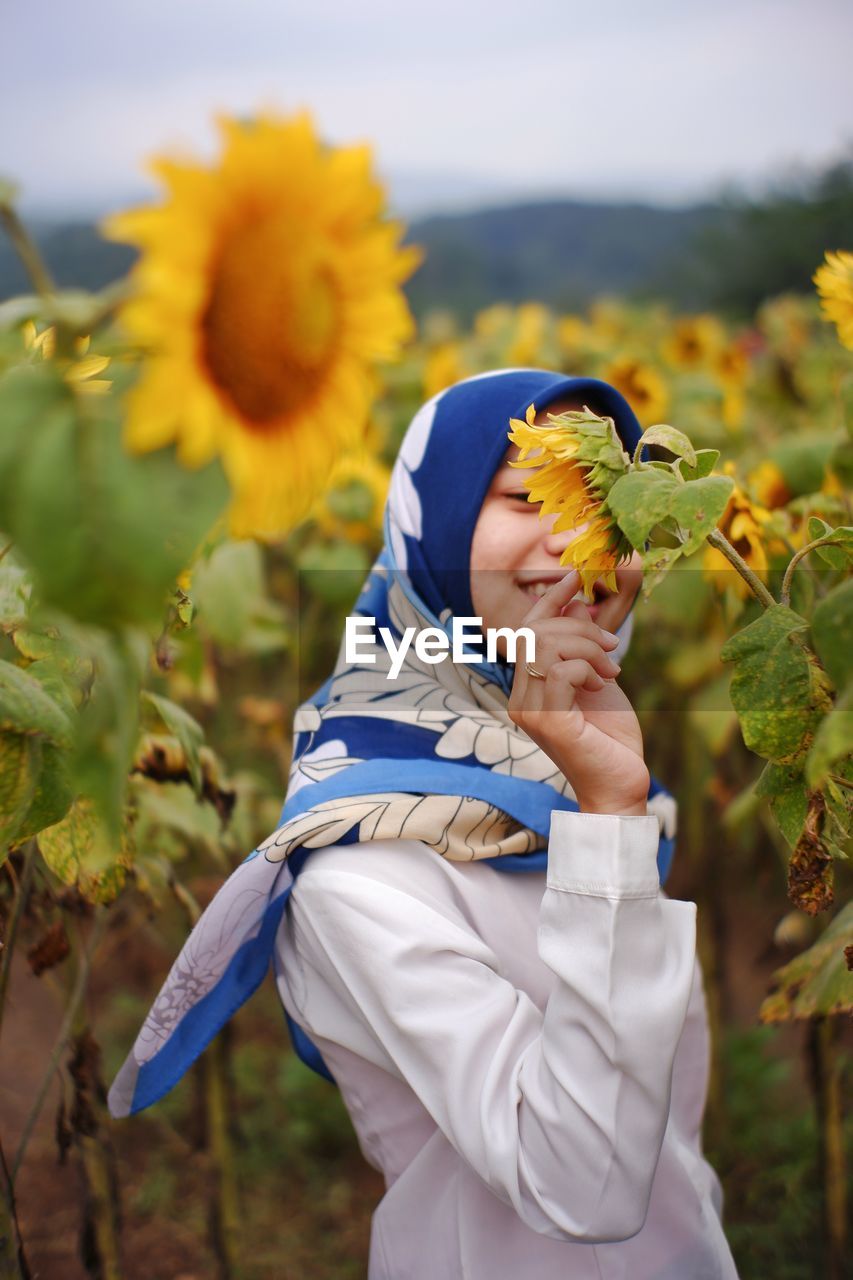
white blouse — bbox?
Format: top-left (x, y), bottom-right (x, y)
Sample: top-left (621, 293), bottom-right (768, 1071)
top-left (273, 809), bottom-right (740, 1279)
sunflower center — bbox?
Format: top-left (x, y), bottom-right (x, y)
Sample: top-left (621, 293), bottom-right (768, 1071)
top-left (200, 212), bottom-right (340, 428)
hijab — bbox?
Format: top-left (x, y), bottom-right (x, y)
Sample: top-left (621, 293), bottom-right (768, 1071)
top-left (108, 368), bottom-right (677, 1118)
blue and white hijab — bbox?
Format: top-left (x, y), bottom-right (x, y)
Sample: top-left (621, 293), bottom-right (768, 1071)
top-left (108, 368), bottom-right (677, 1119)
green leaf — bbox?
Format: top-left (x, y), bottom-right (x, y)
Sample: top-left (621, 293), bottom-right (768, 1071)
top-left (677, 449), bottom-right (720, 482)
top-left (805, 687), bottom-right (853, 788)
top-left (69, 627), bottom-right (147, 841)
top-left (755, 761), bottom-right (808, 847)
top-left (811, 580), bottom-right (853, 691)
top-left (639, 545), bottom-right (684, 596)
top-left (0, 658), bottom-right (73, 745)
top-left (759, 901), bottom-right (853, 1022)
top-left (720, 606), bottom-right (832, 762)
top-left (38, 797), bottom-right (131, 905)
top-left (326, 479), bottom-right (376, 523)
top-left (297, 541), bottom-right (371, 605)
top-left (608, 468), bottom-right (733, 559)
top-left (608, 469), bottom-right (678, 547)
top-left (770, 435), bottom-right (838, 497)
top-left (141, 690), bottom-right (205, 794)
top-left (0, 563), bottom-right (30, 630)
top-left (0, 364), bottom-right (71, 500)
top-left (12, 741), bottom-right (74, 844)
top-left (3, 386), bottom-right (229, 629)
top-left (804, 519), bottom-right (853, 569)
top-left (0, 732), bottom-right (41, 854)
top-left (669, 475), bottom-right (734, 555)
top-left (191, 540), bottom-right (289, 652)
top-left (637, 424), bottom-right (697, 465)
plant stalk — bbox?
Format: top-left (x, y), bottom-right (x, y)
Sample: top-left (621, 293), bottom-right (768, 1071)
top-left (806, 1016), bottom-right (848, 1280)
top-left (780, 534), bottom-right (850, 608)
top-left (10, 910), bottom-right (105, 1184)
top-left (0, 202), bottom-right (55, 301)
top-left (0, 1135), bottom-right (29, 1279)
top-left (705, 528), bottom-right (777, 609)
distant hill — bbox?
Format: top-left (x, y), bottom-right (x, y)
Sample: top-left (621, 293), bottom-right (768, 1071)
top-left (3, 157), bottom-right (851, 320)
top-left (402, 199), bottom-right (730, 320)
top-left (0, 199), bottom-right (730, 322)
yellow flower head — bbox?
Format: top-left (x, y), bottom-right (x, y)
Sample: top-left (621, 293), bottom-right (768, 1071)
top-left (601, 356), bottom-right (669, 427)
top-left (813, 249), bottom-right (853, 350)
top-left (103, 111), bottom-right (422, 538)
top-left (662, 314), bottom-right (725, 370)
top-left (703, 463), bottom-right (775, 597)
top-left (507, 403), bottom-right (633, 598)
top-left (474, 304), bottom-right (514, 341)
top-left (747, 459), bottom-right (791, 510)
top-left (507, 303), bottom-right (551, 366)
top-left (423, 341), bottom-right (468, 401)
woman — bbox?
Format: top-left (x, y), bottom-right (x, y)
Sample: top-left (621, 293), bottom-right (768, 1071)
top-left (109, 369), bottom-right (738, 1279)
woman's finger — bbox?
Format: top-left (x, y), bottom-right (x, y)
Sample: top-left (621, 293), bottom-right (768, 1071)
top-left (531, 609), bottom-right (620, 652)
top-left (520, 570), bottom-right (583, 624)
top-left (529, 634), bottom-right (620, 681)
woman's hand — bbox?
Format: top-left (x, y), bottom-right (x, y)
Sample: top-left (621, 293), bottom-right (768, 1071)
top-left (507, 570), bottom-right (650, 816)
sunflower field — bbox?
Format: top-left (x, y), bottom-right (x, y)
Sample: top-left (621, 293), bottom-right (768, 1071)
top-left (0, 114), bottom-right (851, 1280)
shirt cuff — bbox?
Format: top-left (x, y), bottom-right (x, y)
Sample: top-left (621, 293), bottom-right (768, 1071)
top-left (546, 809), bottom-right (661, 899)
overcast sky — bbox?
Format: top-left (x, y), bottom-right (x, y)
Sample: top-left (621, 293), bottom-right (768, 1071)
top-left (4, 0), bottom-right (853, 217)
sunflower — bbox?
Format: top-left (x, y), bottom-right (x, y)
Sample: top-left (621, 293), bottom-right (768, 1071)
top-left (508, 303), bottom-right (552, 365)
top-left (813, 250), bottom-right (853, 350)
top-left (103, 111), bottom-right (422, 538)
top-left (507, 403), bottom-right (633, 597)
top-left (662, 314), bottom-right (725, 370)
top-left (601, 356), bottom-right (669, 427)
top-left (423, 340), bottom-right (468, 400)
top-left (474, 304), bottom-right (514, 341)
top-left (748, 459), bottom-right (791, 510)
top-left (702, 464), bottom-right (775, 598)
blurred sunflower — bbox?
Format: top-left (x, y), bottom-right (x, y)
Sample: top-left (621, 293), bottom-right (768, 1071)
top-left (703, 463), bottom-right (776, 598)
top-left (507, 403), bottom-right (633, 597)
top-left (588, 299), bottom-right (628, 343)
top-left (474, 304), bottom-right (514, 341)
top-left (813, 249), bottom-right (853, 350)
top-left (508, 303), bottom-right (552, 365)
top-left (103, 111), bottom-right (422, 538)
top-left (312, 451), bottom-right (390, 544)
top-left (601, 356), bottom-right (669, 427)
top-left (423, 340), bottom-right (468, 400)
top-left (748, 459), bottom-right (791, 510)
top-left (556, 314), bottom-right (588, 358)
top-left (662, 314), bottom-right (725, 370)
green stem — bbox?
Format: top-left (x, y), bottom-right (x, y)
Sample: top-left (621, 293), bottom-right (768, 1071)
top-left (781, 535), bottom-right (850, 608)
top-left (705, 528), bottom-right (777, 609)
top-left (0, 841), bottom-right (38, 1035)
top-left (0, 202), bottom-right (55, 301)
top-left (806, 1017), bottom-right (848, 1280)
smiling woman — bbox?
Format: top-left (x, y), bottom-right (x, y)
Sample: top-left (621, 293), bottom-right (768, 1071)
top-left (109, 368), bottom-right (736, 1280)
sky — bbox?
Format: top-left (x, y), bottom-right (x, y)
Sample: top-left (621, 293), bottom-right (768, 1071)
top-left (3, 0), bottom-right (853, 218)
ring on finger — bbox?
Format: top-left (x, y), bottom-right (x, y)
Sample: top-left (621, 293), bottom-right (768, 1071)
top-left (525, 661), bottom-right (547, 681)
